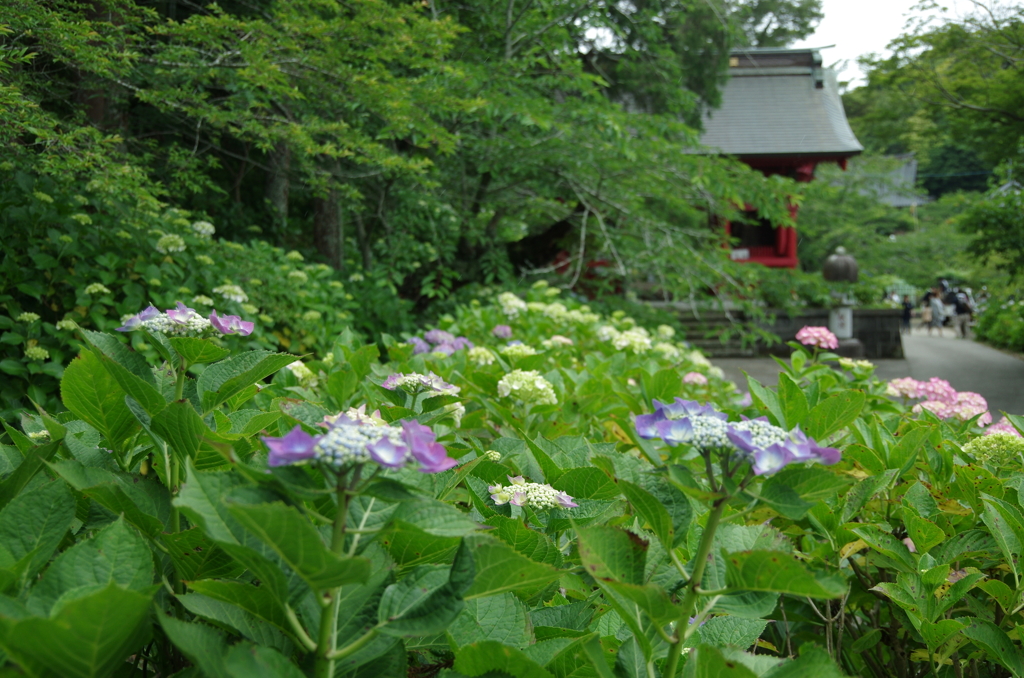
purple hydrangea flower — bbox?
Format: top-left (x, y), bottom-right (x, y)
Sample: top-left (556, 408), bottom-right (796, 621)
top-left (654, 417), bottom-right (696, 446)
top-left (263, 425), bottom-right (318, 467)
top-left (409, 337), bottom-right (431, 354)
top-left (401, 420), bottom-right (458, 473)
top-left (555, 491), bottom-right (578, 508)
top-left (451, 337), bottom-right (474, 350)
top-left (656, 398), bottom-right (728, 421)
top-left (210, 310), bottom-right (255, 336)
top-left (116, 305), bottom-right (160, 332)
top-left (424, 329), bottom-right (456, 345)
top-left (366, 437), bottom-right (408, 468)
top-left (635, 409), bottom-right (668, 439)
top-left (635, 398), bottom-right (727, 440)
top-left (492, 325), bottom-right (512, 339)
top-left (432, 343), bottom-right (457, 356)
top-left (167, 302), bottom-right (198, 324)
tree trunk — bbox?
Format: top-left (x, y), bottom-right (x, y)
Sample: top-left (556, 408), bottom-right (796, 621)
top-left (313, 180), bottom-right (343, 270)
top-left (266, 142), bottom-right (291, 233)
top-left (353, 210), bottom-right (372, 271)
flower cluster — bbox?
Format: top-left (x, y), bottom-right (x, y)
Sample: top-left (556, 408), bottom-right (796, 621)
top-left (986, 417), bottom-right (1022, 438)
top-left (25, 346), bottom-right (49, 361)
top-left (636, 398), bottom-right (840, 475)
top-left (498, 292), bottom-right (528, 318)
top-left (611, 327), bottom-right (652, 354)
top-left (213, 284), bottom-right (248, 304)
top-left (16, 312), bottom-right (40, 323)
top-left (287, 361), bottom-right (318, 389)
top-left (468, 346), bottom-right (497, 366)
top-left (500, 343), bottom-right (538, 359)
top-left (56, 319), bottom-right (77, 331)
top-left (488, 476), bottom-right (577, 509)
top-left (117, 303), bottom-right (253, 337)
top-left (84, 283), bottom-right (111, 295)
top-left (382, 371), bottom-right (460, 396)
top-left (683, 372), bottom-right (708, 385)
top-left (653, 342), bottom-right (681, 360)
top-left (155, 234), bottom-right (186, 254)
top-left (262, 419), bottom-right (457, 473)
top-left (888, 377), bottom-right (993, 425)
top-left (962, 433), bottom-right (1024, 466)
top-left (838, 358), bottom-right (874, 371)
top-left (408, 329), bottom-right (473, 356)
top-left (795, 326), bottom-right (838, 350)
top-left (497, 369), bottom-right (557, 406)
top-left (324, 404), bottom-right (385, 428)
top-left (191, 221), bottom-right (215, 237)
top-left (541, 335), bottom-right (574, 349)
top-left (492, 325), bottom-right (512, 339)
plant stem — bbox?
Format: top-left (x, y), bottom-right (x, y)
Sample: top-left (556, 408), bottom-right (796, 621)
top-left (314, 471), bottom-right (354, 678)
top-left (662, 498), bottom-right (728, 678)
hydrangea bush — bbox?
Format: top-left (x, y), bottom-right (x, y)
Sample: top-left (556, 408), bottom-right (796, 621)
top-left (1, 286), bottom-right (1024, 678)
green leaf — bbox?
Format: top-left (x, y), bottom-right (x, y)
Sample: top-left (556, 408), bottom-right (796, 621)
top-left (804, 391), bottom-right (865, 441)
top-left (550, 467), bottom-right (619, 500)
top-left (762, 644), bottom-right (848, 677)
top-left (778, 373), bottom-right (809, 430)
top-left (619, 479), bottom-right (674, 550)
top-left (169, 337), bottom-right (231, 365)
top-left (692, 617), bottom-right (768, 650)
top-left (977, 579), bottom-right (1016, 615)
top-left (482, 515), bottom-right (563, 567)
top-left (50, 460), bottom-right (166, 537)
top-left (187, 580), bottom-right (291, 634)
top-left (647, 368), bottom-right (683, 403)
top-left (390, 499), bottom-right (480, 538)
top-left (60, 351), bottom-right (138, 447)
top-left (841, 470), bottom-right (898, 524)
top-left (577, 525), bottom-right (648, 585)
top-left (849, 525), bottom-right (918, 573)
top-left (380, 521), bottom-right (461, 569)
top-left (197, 351), bottom-right (296, 414)
top-left (26, 518), bottom-right (153, 616)
top-left (724, 550), bottom-right (847, 598)
top-left (981, 494), bottom-right (1024, 582)
top-left (174, 460), bottom-right (246, 544)
top-left (158, 615), bottom-right (231, 678)
top-left (746, 376), bottom-right (785, 427)
top-left (80, 331), bottom-right (166, 416)
top-left (222, 642), bottom-right (307, 678)
top-left (850, 628), bottom-right (882, 652)
top-left (228, 501), bottom-right (370, 590)
top-left (378, 564), bottom-right (464, 637)
top-left (0, 440), bottom-right (61, 511)
top-left (448, 592), bottom-right (532, 648)
top-left (0, 583), bottom-right (154, 678)
top-left (599, 579), bottom-right (679, 626)
top-left (905, 515), bottom-right (945, 555)
top-left (455, 535), bottom-right (561, 599)
top-left (756, 481), bottom-right (813, 520)
top-left (151, 400), bottom-right (211, 463)
top-left (0, 478), bottom-right (75, 582)
top-left (887, 425), bottom-right (932, 475)
top-left (454, 640), bottom-right (556, 678)
top-left (684, 645), bottom-right (759, 678)
top-left (163, 528), bottom-right (245, 582)
top-left (961, 617), bottom-right (1024, 677)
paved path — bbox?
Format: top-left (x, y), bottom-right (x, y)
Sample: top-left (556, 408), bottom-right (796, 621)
top-left (714, 327), bottom-right (1024, 417)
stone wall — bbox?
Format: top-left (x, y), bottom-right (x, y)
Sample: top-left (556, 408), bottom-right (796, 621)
top-left (762, 308), bottom-right (904, 359)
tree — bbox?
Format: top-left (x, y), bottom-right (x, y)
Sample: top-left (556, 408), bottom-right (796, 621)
top-left (730, 0), bottom-right (823, 47)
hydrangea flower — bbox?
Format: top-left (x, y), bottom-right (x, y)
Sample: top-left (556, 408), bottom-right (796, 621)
top-left (986, 417), bottom-right (1022, 437)
top-left (192, 295), bottom-right (214, 306)
top-left (613, 328), bottom-right (653, 353)
top-left (56, 319), bottom-right (77, 331)
top-left (683, 372), bottom-right (708, 385)
top-left (962, 433), bottom-right (1024, 466)
top-left (488, 476), bottom-right (577, 509)
top-left (497, 369), bottom-right (557, 406)
top-left (653, 342), bottom-right (681, 360)
top-left (324, 404), bottom-right (386, 428)
top-left (209, 310), bottom-right (254, 336)
top-left (285, 250), bottom-right (304, 261)
top-left (196, 255), bottom-right (215, 266)
top-left (409, 337), bottom-right (432, 354)
top-left (262, 420), bottom-right (457, 472)
top-left (657, 325), bottom-right (676, 340)
top-left (500, 343), bottom-right (538, 360)
top-left (382, 372), bottom-right (460, 396)
top-left (288, 270), bottom-right (309, 284)
top-left (213, 284), bottom-right (248, 304)
top-left (498, 292), bottom-right (528, 318)
top-left (468, 346), bottom-right (497, 366)
top-left (424, 329), bottom-right (456, 345)
top-left (492, 325), bottom-right (513, 339)
top-left (727, 421), bottom-right (841, 475)
top-left (596, 325), bottom-right (620, 342)
top-left (886, 377), bottom-right (921, 399)
top-left (795, 326), bottom-right (838, 350)
top-left (16, 312), bottom-right (40, 323)
top-left (287, 360), bottom-right (318, 388)
top-left (155, 234), bottom-right (186, 254)
top-left (25, 346), bottom-right (49, 361)
top-left (84, 283), bottom-right (111, 295)
top-left (484, 450), bottom-right (502, 462)
top-left (302, 310), bottom-right (322, 321)
top-left (191, 221), bottom-right (215, 237)
top-left (541, 335), bottom-right (574, 349)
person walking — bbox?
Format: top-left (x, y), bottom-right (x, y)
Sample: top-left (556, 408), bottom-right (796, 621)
top-left (954, 291), bottom-right (973, 339)
top-left (901, 295), bottom-right (913, 334)
top-left (928, 287), bottom-right (947, 337)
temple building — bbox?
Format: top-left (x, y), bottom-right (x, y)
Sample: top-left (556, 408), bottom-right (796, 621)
top-left (701, 47), bottom-right (863, 268)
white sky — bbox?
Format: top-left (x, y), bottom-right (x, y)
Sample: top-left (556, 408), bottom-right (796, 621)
top-left (790, 0), bottom-right (969, 88)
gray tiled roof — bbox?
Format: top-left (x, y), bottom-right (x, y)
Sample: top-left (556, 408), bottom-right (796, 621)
top-left (701, 61), bottom-right (863, 158)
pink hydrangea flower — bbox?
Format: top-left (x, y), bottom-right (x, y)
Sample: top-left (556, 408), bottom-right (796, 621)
top-left (795, 326), bottom-right (838, 350)
top-left (986, 417), bottom-right (1022, 437)
top-left (917, 378), bottom-right (957, 405)
top-left (886, 377), bottom-right (921, 399)
top-left (683, 372), bottom-right (708, 385)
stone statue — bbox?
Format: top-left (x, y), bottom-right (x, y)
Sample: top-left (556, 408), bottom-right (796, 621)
top-left (823, 246), bottom-right (858, 283)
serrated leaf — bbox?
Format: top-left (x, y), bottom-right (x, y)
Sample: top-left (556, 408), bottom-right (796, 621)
top-left (483, 515), bottom-right (563, 567)
top-left (454, 640), bottom-right (555, 678)
top-left (151, 400), bottom-right (210, 463)
top-left (0, 478), bottom-right (75, 582)
top-left (619, 479), bottom-right (674, 551)
top-left (163, 528), bottom-right (245, 582)
top-left (804, 391), bottom-right (865, 441)
top-left (198, 351), bottom-right (296, 414)
top-left (577, 525), bottom-right (648, 585)
top-left (60, 351), bottom-right (138, 447)
top-left (50, 460), bottom-right (166, 537)
top-left (228, 502), bottom-right (370, 590)
top-left (724, 550), bottom-right (846, 598)
top-left (551, 467), bottom-right (618, 500)
top-left (378, 564), bottom-right (464, 637)
top-left (849, 525), bottom-right (917, 573)
top-left (187, 579), bottom-right (291, 633)
top-left (455, 535), bottom-right (561, 599)
top-left (169, 337), bottom-right (231, 365)
top-left (961, 617), bottom-right (1024, 677)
